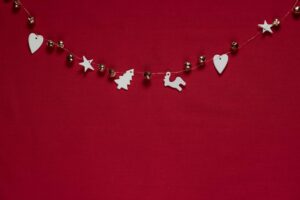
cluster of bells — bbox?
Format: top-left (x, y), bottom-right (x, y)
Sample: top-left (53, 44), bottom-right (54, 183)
top-left (10, 0), bottom-right (35, 26)
top-left (183, 41), bottom-right (239, 73)
top-left (45, 39), bottom-right (118, 78)
top-left (6, 0), bottom-right (300, 80)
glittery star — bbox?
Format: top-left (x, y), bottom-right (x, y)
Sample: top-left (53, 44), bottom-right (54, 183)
top-left (79, 56), bottom-right (94, 72)
top-left (258, 20), bottom-right (273, 34)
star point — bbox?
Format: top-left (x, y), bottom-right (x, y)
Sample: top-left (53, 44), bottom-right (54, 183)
top-left (258, 20), bottom-right (273, 34)
top-left (79, 56), bottom-right (94, 72)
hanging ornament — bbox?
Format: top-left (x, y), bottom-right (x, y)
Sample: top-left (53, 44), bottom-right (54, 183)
top-left (97, 64), bottom-right (106, 73)
top-left (114, 69), bottom-right (134, 90)
top-left (164, 72), bottom-right (186, 92)
top-left (57, 40), bottom-right (64, 49)
top-left (258, 20), bottom-right (273, 34)
top-left (272, 18), bottom-right (281, 28)
top-left (230, 41), bottom-right (239, 54)
top-left (47, 40), bottom-right (55, 49)
top-left (198, 55), bottom-right (206, 67)
top-left (108, 68), bottom-right (116, 78)
top-left (184, 61), bottom-right (192, 72)
top-left (213, 54), bottom-right (229, 74)
top-left (79, 56), bottom-right (94, 72)
top-left (13, 0), bottom-right (21, 10)
top-left (293, 6), bottom-right (300, 16)
top-left (144, 71), bottom-right (152, 80)
top-left (66, 54), bottom-right (74, 63)
top-left (28, 33), bottom-right (44, 54)
top-left (27, 16), bottom-right (35, 26)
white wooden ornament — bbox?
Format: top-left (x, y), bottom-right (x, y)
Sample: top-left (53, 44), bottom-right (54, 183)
top-left (28, 33), bottom-right (44, 54)
top-left (79, 56), bottom-right (94, 72)
top-left (115, 69), bottom-right (134, 90)
top-left (213, 54), bottom-right (229, 74)
top-left (258, 20), bottom-right (273, 34)
top-left (164, 72), bottom-right (186, 92)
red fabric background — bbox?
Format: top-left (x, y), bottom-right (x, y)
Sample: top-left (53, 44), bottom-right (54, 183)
top-left (1, 0), bottom-right (300, 199)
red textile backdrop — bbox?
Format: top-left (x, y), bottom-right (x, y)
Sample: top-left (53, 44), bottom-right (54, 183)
top-left (1, 0), bottom-right (300, 199)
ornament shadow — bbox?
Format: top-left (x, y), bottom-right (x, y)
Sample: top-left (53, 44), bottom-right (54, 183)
top-left (142, 79), bottom-right (152, 88)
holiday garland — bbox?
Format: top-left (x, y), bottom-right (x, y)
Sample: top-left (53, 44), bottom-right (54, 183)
top-left (4, 0), bottom-right (300, 92)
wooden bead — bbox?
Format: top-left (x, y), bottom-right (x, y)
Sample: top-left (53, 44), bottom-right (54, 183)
top-left (57, 40), bottom-right (64, 49)
top-left (108, 68), bottom-right (116, 78)
top-left (184, 61), bottom-right (192, 72)
top-left (97, 64), bottom-right (106, 73)
top-left (231, 41), bottom-right (239, 53)
top-left (144, 71), bottom-right (152, 80)
top-left (199, 56), bottom-right (206, 67)
top-left (294, 6), bottom-right (300, 16)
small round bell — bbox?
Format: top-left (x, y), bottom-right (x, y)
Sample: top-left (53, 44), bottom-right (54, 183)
top-left (66, 54), bottom-right (74, 63)
top-left (13, 0), bottom-right (21, 10)
top-left (184, 61), bottom-right (192, 72)
top-left (98, 64), bottom-right (106, 73)
top-left (28, 16), bottom-right (35, 26)
top-left (293, 6), bottom-right (300, 16)
top-left (47, 40), bottom-right (55, 48)
top-left (108, 68), bottom-right (116, 78)
top-left (199, 56), bottom-right (206, 67)
top-left (144, 71), bottom-right (152, 80)
top-left (272, 18), bottom-right (280, 27)
top-left (231, 41), bottom-right (239, 54)
top-left (57, 40), bottom-right (64, 49)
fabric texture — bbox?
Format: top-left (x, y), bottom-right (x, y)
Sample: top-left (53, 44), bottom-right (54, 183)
top-left (0, 0), bottom-right (300, 199)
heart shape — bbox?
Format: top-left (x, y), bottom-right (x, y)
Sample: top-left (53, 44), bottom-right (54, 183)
top-left (28, 33), bottom-right (44, 54)
top-left (213, 54), bottom-right (229, 74)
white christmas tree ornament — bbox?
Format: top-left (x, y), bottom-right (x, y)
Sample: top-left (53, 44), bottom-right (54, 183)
top-left (114, 69), bottom-right (134, 90)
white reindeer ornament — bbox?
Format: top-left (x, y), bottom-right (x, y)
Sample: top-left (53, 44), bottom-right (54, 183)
top-left (164, 72), bottom-right (186, 92)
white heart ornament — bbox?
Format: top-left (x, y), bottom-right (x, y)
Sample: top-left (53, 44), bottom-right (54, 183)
top-left (213, 54), bottom-right (229, 74)
top-left (28, 33), bottom-right (44, 54)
